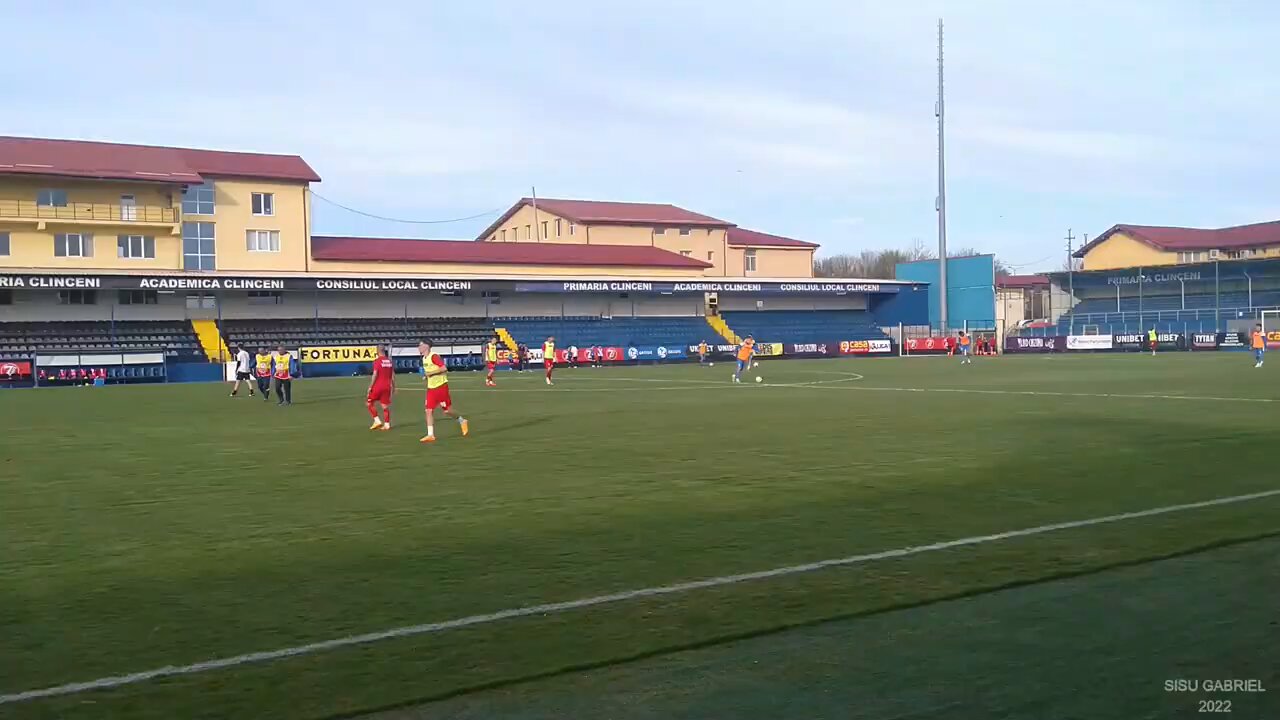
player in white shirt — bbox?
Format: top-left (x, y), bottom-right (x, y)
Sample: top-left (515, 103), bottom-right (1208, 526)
top-left (229, 344), bottom-right (255, 397)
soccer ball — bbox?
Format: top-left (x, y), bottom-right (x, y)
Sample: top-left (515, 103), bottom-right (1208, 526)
top-left (755, 376), bottom-right (763, 383)
top-left (709, 362), bottom-right (714, 367)
top-left (752, 362), bottom-right (759, 368)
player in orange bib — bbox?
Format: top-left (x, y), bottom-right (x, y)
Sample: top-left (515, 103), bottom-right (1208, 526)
top-left (366, 345), bottom-right (395, 430)
top-left (1252, 324), bottom-right (1266, 368)
top-left (958, 331), bottom-right (973, 365)
top-left (732, 337), bottom-right (755, 383)
top-left (419, 339), bottom-right (469, 443)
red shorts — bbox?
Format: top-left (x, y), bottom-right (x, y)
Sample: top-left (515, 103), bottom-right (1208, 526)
top-left (367, 384), bottom-right (392, 405)
top-left (486, 362), bottom-right (495, 372)
top-left (544, 359), bottom-right (555, 370)
top-left (425, 385), bottom-right (452, 411)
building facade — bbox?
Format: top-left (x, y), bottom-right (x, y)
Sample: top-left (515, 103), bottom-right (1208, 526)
top-left (1075, 221), bottom-right (1280, 271)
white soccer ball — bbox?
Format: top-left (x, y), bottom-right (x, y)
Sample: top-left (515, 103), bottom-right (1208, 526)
top-left (755, 376), bottom-right (763, 383)
top-left (709, 362), bottom-right (714, 367)
top-left (753, 362), bottom-right (759, 368)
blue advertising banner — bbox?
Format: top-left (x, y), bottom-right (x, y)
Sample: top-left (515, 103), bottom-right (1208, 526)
top-left (625, 345), bottom-right (688, 361)
top-left (513, 281), bottom-right (902, 295)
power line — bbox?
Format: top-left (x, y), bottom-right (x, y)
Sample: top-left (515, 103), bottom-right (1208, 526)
top-left (311, 191), bottom-right (503, 225)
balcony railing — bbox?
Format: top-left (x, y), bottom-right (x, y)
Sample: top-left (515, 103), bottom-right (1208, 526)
top-left (0, 200), bottom-right (178, 224)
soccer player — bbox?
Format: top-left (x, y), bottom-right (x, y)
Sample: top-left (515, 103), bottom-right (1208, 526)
top-left (254, 346), bottom-right (274, 401)
top-left (419, 340), bottom-right (469, 443)
top-left (229, 344), bottom-right (254, 397)
top-left (1148, 326), bottom-right (1158, 356)
top-left (698, 340), bottom-right (708, 365)
top-left (593, 344), bottom-right (604, 367)
top-left (367, 345), bottom-right (395, 430)
top-left (272, 345), bottom-right (294, 406)
top-left (484, 337), bottom-right (499, 387)
top-left (958, 331), bottom-right (972, 364)
top-left (543, 336), bottom-right (556, 385)
top-left (733, 336), bottom-right (755, 383)
top-left (1252, 324), bottom-right (1265, 368)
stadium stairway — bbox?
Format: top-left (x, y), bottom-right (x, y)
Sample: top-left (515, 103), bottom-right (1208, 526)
top-left (495, 326), bottom-right (518, 352)
top-left (191, 319), bottom-right (228, 362)
top-left (706, 315), bottom-right (741, 344)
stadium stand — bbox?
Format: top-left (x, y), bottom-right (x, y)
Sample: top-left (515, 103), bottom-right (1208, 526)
top-left (720, 310), bottom-right (885, 343)
top-left (219, 317), bottom-right (494, 350)
top-left (497, 316), bottom-right (711, 348)
top-left (0, 321), bottom-right (204, 359)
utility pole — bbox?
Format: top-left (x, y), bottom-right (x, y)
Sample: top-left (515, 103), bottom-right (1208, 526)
top-left (1066, 229), bottom-right (1075, 334)
top-left (936, 19), bottom-right (949, 333)
top-left (531, 186), bottom-right (542, 242)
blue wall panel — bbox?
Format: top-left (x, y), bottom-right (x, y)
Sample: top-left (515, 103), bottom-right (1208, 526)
top-left (895, 255), bottom-right (996, 327)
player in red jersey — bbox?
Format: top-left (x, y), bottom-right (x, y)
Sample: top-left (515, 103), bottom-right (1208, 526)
top-left (366, 345), bottom-right (396, 431)
top-left (419, 339), bottom-right (469, 443)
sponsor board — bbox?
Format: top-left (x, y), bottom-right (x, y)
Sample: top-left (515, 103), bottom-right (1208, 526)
top-left (1268, 331), bottom-right (1280, 351)
top-left (1190, 333), bottom-right (1219, 350)
top-left (839, 339), bottom-right (894, 355)
top-left (1003, 336), bottom-right (1066, 353)
top-left (1066, 335), bottom-right (1113, 351)
top-left (1219, 331), bottom-right (1247, 350)
top-left (754, 342), bottom-right (783, 357)
top-left (1113, 332), bottom-right (1182, 351)
top-left (299, 346), bottom-right (379, 363)
top-left (0, 360), bottom-right (33, 376)
top-left (904, 337), bottom-right (952, 354)
top-left (785, 343), bottom-right (832, 356)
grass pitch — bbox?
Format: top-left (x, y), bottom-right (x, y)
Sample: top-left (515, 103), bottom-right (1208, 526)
top-left (1, 354), bottom-right (1278, 719)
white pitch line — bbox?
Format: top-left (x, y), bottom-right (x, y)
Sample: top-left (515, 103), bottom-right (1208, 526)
top-left (793, 384), bottom-right (1277, 404)
top-left (3, 488), bottom-right (1278, 706)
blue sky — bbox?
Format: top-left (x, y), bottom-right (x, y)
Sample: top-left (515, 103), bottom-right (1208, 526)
top-left (6, 1), bottom-right (1280, 273)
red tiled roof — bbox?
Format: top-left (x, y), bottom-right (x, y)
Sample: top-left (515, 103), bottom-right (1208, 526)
top-left (1075, 221), bottom-right (1280, 258)
top-left (477, 198), bottom-right (731, 239)
top-left (0, 136), bottom-right (320, 184)
top-left (726, 227), bottom-right (818, 248)
top-left (312, 236), bottom-right (714, 269)
top-left (997, 274), bottom-right (1050, 288)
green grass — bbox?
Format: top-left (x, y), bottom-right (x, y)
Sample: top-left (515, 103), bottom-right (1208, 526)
top-left (1, 354), bottom-right (1278, 719)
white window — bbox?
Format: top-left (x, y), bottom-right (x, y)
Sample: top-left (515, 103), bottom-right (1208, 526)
top-left (678, 227), bottom-right (691, 236)
top-left (54, 233), bottom-right (92, 258)
top-left (183, 222), bottom-right (216, 271)
top-left (251, 192), bottom-right (274, 216)
top-left (525, 224), bottom-right (532, 240)
top-left (37, 189), bottom-right (68, 207)
top-left (541, 220), bottom-right (548, 240)
top-left (555, 219), bottom-right (562, 237)
top-left (0, 231), bottom-right (9, 256)
top-left (185, 294), bottom-right (217, 309)
top-left (117, 235), bottom-right (156, 260)
top-left (57, 289), bottom-right (96, 305)
top-left (182, 182), bottom-right (215, 215)
top-left (569, 223), bottom-right (575, 236)
top-left (118, 290), bottom-right (158, 305)
top-left (679, 250), bottom-right (692, 257)
top-left (707, 250), bottom-right (715, 263)
top-left (654, 227), bottom-right (666, 235)
top-left (248, 290), bottom-right (283, 305)
top-left (1209, 249), bottom-right (1220, 259)
top-left (246, 229), bottom-right (280, 252)
top-left (500, 229), bottom-right (507, 241)
top-left (744, 248), bottom-right (757, 272)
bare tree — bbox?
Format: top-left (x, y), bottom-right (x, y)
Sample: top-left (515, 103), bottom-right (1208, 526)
top-left (814, 243), bottom-right (1010, 279)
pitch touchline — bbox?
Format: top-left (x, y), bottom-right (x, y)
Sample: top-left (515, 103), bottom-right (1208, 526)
top-left (803, 384), bottom-right (1277, 403)
top-left (4, 488), bottom-right (1277, 706)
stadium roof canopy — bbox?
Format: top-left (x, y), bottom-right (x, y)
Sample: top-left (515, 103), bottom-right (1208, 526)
top-left (0, 136), bottom-right (320, 184)
top-left (312, 236), bottom-right (714, 269)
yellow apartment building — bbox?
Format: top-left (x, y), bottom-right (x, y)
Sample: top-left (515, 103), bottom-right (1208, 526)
top-left (477, 197), bottom-right (818, 278)
top-left (1075, 221), bottom-right (1280, 271)
top-left (0, 136), bottom-right (320, 277)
